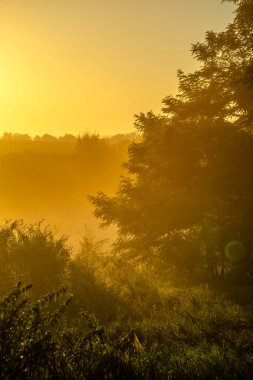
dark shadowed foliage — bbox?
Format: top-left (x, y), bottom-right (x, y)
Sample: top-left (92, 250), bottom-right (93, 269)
top-left (0, 220), bottom-right (70, 298)
top-left (90, 0), bottom-right (253, 283)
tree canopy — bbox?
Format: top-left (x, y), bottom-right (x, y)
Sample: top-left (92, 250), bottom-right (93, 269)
top-left (90, 0), bottom-right (253, 281)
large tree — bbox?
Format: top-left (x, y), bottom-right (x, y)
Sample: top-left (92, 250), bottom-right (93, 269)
top-left (90, 0), bottom-right (253, 280)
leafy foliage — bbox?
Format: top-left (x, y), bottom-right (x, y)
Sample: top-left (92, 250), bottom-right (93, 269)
top-left (1, 281), bottom-right (253, 379)
top-left (67, 233), bottom-right (121, 323)
top-left (0, 282), bottom-right (141, 379)
top-left (90, 0), bottom-right (253, 281)
top-left (1, 1), bottom-right (253, 378)
top-left (0, 220), bottom-right (70, 297)
top-left (0, 281), bottom-right (71, 379)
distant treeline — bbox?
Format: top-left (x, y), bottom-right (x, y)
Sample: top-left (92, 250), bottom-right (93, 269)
top-left (0, 131), bottom-right (138, 143)
top-left (0, 133), bottom-right (138, 245)
top-left (1, 132), bottom-right (77, 142)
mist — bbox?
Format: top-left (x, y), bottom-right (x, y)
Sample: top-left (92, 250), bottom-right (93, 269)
top-left (1, 0), bottom-right (253, 378)
top-left (0, 133), bottom-right (135, 246)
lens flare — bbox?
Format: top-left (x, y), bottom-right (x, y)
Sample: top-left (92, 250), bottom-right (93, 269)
top-left (225, 240), bottom-right (246, 262)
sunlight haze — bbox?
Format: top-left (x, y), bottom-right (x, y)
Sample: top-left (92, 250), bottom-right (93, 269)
top-left (0, 0), bottom-right (235, 136)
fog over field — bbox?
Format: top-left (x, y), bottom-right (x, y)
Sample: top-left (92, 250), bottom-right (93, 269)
top-left (1, 1), bottom-right (253, 379)
top-left (0, 134), bottom-right (135, 246)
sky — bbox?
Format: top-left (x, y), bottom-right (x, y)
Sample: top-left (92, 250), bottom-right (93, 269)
top-left (0, 0), bottom-right (235, 137)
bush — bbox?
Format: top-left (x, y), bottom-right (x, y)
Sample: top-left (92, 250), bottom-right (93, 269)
top-left (0, 282), bottom-right (139, 379)
top-left (0, 220), bottom-right (70, 297)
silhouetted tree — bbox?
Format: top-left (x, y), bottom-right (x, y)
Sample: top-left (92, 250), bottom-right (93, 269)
top-left (41, 134), bottom-right (58, 141)
top-left (90, 0), bottom-right (253, 281)
top-left (58, 133), bottom-right (77, 142)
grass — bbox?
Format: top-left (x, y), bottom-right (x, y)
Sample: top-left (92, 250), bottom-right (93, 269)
top-left (1, 225), bottom-right (253, 379)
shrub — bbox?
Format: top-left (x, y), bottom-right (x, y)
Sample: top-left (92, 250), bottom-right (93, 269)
top-left (0, 220), bottom-right (70, 297)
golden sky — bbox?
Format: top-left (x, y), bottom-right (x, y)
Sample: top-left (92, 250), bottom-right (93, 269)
top-left (0, 0), bottom-right (235, 136)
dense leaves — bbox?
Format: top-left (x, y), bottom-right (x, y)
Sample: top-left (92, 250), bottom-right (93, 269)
top-left (1, 281), bottom-right (253, 379)
top-left (0, 221), bottom-right (70, 297)
top-left (90, 0), bottom-right (253, 281)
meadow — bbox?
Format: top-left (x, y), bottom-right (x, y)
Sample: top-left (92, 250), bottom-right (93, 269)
top-left (0, 221), bottom-right (253, 379)
top-left (1, 0), bottom-right (253, 377)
